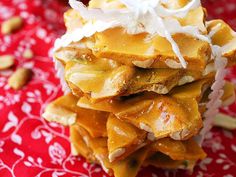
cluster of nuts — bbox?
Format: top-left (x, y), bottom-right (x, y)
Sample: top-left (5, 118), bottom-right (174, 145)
top-left (0, 16), bottom-right (34, 90)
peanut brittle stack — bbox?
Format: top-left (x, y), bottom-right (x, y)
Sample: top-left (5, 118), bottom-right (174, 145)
top-left (43, 0), bottom-right (236, 176)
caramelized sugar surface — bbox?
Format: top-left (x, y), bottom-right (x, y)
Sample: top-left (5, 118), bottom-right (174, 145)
top-left (78, 92), bottom-right (202, 140)
top-left (150, 138), bottom-right (206, 161)
top-left (207, 20), bottom-right (236, 66)
top-left (107, 114), bottom-right (147, 161)
top-left (94, 28), bottom-right (210, 71)
top-left (64, 56), bottom-right (207, 99)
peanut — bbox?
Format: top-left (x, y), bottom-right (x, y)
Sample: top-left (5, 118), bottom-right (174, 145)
top-left (214, 113), bottom-right (236, 130)
top-left (165, 59), bottom-right (183, 69)
top-left (178, 76), bottom-right (195, 85)
top-left (8, 68), bottom-right (32, 90)
top-left (108, 148), bottom-right (126, 162)
top-left (0, 55), bottom-right (15, 70)
top-left (42, 103), bottom-right (77, 126)
top-left (1, 16), bottom-right (23, 35)
top-left (23, 49), bottom-right (34, 59)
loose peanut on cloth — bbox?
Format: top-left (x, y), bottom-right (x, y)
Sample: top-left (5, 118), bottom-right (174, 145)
top-left (0, 55), bottom-right (15, 70)
top-left (213, 113), bottom-right (236, 130)
top-left (23, 49), bottom-right (34, 59)
top-left (8, 68), bottom-right (33, 90)
top-left (1, 16), bottom-right (23, 35)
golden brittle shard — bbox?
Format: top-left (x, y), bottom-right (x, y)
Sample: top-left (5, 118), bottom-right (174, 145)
top-left (44, 0), bottom-right (236, 177)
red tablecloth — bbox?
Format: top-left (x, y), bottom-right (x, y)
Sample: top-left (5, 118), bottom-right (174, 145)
top-left (0, 0), bottom-right (236, 177)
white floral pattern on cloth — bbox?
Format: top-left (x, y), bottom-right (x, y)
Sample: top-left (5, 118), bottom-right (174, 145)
top-left (0, 0), bottom-right (236, 177)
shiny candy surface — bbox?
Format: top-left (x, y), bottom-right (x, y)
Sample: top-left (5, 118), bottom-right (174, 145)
top-left (0, 0), bottom-right (236, 177)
